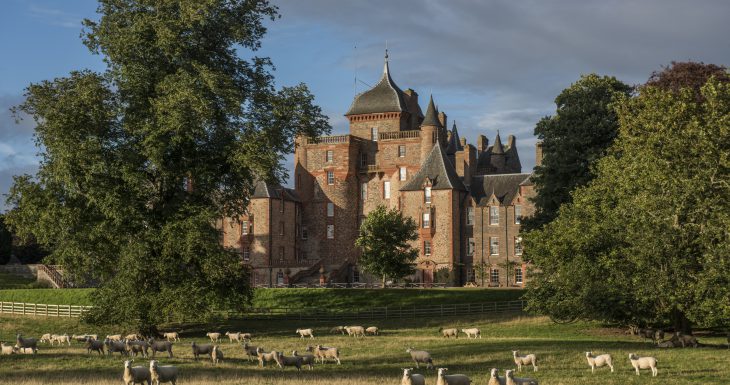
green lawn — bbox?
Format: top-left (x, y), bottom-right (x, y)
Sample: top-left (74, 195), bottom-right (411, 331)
top-left (0, 313), bottom-right (727, 385)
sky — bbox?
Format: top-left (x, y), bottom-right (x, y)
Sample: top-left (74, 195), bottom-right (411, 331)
top-left (1, 0), bottom-right (730, 212)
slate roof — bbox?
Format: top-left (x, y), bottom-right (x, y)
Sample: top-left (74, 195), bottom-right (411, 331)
top-left (476, 133), bottom-right (522, 175)
top-left (420, 95), bottom-right (442, 127)
top-left (445, 121), bottom-right (464, 154)
top-left (345, 54), bottom-right (408, 116)
top-left (470, 173), bottom-right (531, 206)
top-left (252, 181), bottom-right (301, 202)
top-left (400, 144), bottom-right (466, 191)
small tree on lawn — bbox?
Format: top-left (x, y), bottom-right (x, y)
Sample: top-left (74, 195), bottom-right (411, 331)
top-left (355, 205), bottom-right (418, 287)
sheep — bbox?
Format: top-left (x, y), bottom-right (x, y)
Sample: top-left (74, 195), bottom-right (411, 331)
top-left (72, 334), bottom-right (97, 343)
top-left (84, 338), bottom-right (105, 355)
top-left (125, 333), bottom-right (142, 341)
top-left (345, 326), bottom-right (365, 338)
top-left (637, 328), bottom-right (657, 343)
top-left (147, 338), bottom-right (174, 358)
top-left (15, 334), bottom-right (38, 354)
top-left (191, 341), bottom-right (214, 360)
top-left (670, 332), bottom-right (699, 348)
top-left (1, 342), bottom-right (17, 355)
top-left (162, 332), bottom-right (180, 342)
top-left (461, 328), bottom-right (481, 339)
top-left (123, 359), bottom-right (151, 385)
top-left (241, 333), bottom-right (252, 340)
top-left (242, 342), bottom-right (260, 362)
top-left (439, 328), bottom-right (458, 339)
top-left (212, 345), bottom-right (224, 365)
top-left (126, 340), bottom-right (150, 358)
top-left (628, 353), bottom-right (658, 376)
top-left (105, 338), bottom-right (128, 356)
top-left (330, 326), bottom-right (346, 335)
top-left (225, 332), bottom-right (244, 343)
top-left (512, 351), bottom-right (538, 372)
top-left (310, 345), bottom-right (341, 365)
top-left (657, 340), bottom-right (676, 348)
top-left (50, 334), bottom-right (71, 346)
top-left (365, 326), bottom-right (379, 336)
top-left (655, 329), bottom-right (665, 342)
top-left (275, 352), bottom-right (303, 371)
top-left (585, 352), bottom-right (614, 373)
top-left (504, 369), bottom-right (538, 385)
top-left (401, 368), bottom-right (426, 385)
top-left (406, 348), bottom-right (433, 369)
top-left (106, 334), bottom-right (123, 342)
top-left (436, 367), bottom-right (471, 385)
top-left (40, 333), bottom-right (52, 343)
top-left (149, 360), bottom-right (178, 385)
top-left (292, 350), bottom-right (315, 370)
top-left (488, 368), bottom-right (506, 385)
top-left (206, 332), bottom-right (222, 343)
top-left (256, 347), bottom-right (281, 368)
top-left (296, 328), bottom-right (315, 339)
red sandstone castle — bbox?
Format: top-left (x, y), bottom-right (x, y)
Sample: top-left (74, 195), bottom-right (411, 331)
top-left (221, 53), bottom-right (538, 287)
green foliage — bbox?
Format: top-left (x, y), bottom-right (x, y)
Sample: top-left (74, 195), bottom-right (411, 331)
top-left (4, 0), bottom-right (330, 331)
top-left (524, 74), bottom-right (632, 231)
top-left (0, 215), bottom-right (10, 264)
top-left (355, 205), bottom-right (419, 286)
top-left (525, 77), bottom-right (730, 331)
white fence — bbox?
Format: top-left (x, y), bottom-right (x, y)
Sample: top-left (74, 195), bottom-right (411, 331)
top-left (0, 302), bottom-right (92, 318)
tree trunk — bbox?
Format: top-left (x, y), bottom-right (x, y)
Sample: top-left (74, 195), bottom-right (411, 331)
top-left (382, 274), bottom-right (387, 289)
top-left (671, 308), bottom-right (693, 335)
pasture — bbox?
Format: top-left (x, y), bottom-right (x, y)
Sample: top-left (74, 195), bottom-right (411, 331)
top-left (1, 312), bottom-right (728, 384)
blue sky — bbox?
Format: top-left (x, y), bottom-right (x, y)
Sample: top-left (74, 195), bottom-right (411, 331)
top-left (2, 0), bottom-right (730, 212)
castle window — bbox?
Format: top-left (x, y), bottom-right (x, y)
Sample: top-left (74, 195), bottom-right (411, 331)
top-left (327, 202), bottom-right (334, 217)
top-left (467, 207), bottom-right (474, 225)
top-left (424, 240), bottom-right (432, 256)
top-left (515, 236), bottom-right (523, 255)
top-left (279, 247), bottom-right (285, 262)
top-left (489, 206), bottom-right (499, 225)
top-left (422, 212), bottom-right (430, 228)
top-left (398, 145), bottom-right (406, 157)
top-left (326, 150), bottom-right (333, 163)
top-left (490, 237), bottom-right (499, 255)
top-left (490, 268), bottom-right (500, 284)
top-left (327, 224), bottom-right (334, 239)
top-left (361, 183), bottom-right (367, 200)
top-left (301, 226), bottom-right (308, 240)
top-left (467, 237), bottom-right (475, 256)
top-left (384, 181), bottom-right (391, 199)
top-left (371, 127), bottom-right (378, 141)
top-left (276, 271), bottom-right (284, 285)
top-left (399, 167), bottom-right (407, 181)
top-left (424, 186), bottom-right (432, 204)
top-left (327, 171), bottom-right (334, 185)
top-left (243, 247), bottom-right (250, 262)
top-left (514, 205), bottom-right (522, 224)
top-left (515, 266), bottom-right (523, 284)
top-left (352, 268), bottom-right (360, 283)
top-left (241, 220), bottom-right (249, 235)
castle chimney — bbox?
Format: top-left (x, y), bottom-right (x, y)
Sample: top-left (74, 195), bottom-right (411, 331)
top-left (535, 141), bottom-right (544, 167)
top-left (507, 135), bottom-right (516, 150)
top-left (477, 135), bottom-right (488, 153)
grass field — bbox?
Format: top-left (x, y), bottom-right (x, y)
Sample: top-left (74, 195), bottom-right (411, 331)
top-left (1, 313), bottom-right (728, 385)
top-left (0, 287), bottom-right (524, 308)
top-left (0, 272), bottom-right (39, 290)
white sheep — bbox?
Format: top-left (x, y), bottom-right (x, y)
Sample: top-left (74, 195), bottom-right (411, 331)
top-left (225, 331), bottom-right (244, 343)
top-left (123, 359), bottom-right (151, 385)
top-left (1, 342), bottom-right (17, 355)
top-left (107, 334), bottom-right (123, 342)
top-left (206, 332), bottom-right (221, 343)
top-left (505, 369), bottom-right (538, 385)
top-left (345, 326), bottom-right (365, 337)
top-left (488, 368), bottom-right (506, 385)
top-left (256, 347), bottom-right (280, 367)
top-left (149, 360), bottom-right (178, 385)
top-left (406, 348), bottom-right (434, 369)
top-left (310, 345), bottom-right (341, 365)
top-left (512, 351), bottom-right (538, 372)
top-left (40, 333), bottom-right (52, 343)
top-left (14, 346), bottom-right (36, 354)
top-left (292, 350), bottom-right (315, 370)
top-left (296, 328), bottom-right (315, 339)
top-left (439, 328), bottom-right (458, 338)
top-left (401, 368), bottom-right (425, 385)
top-left (212, 345), bottom-right (224, 365)
top-left (162, 332), bottom-right (180, 342)
top-left (461, 328), bottom-right (481, 339)
top-left (125, 333), bottom-right (142, 341)
top-left (436, 367), bottom-right (471, 385)
top-left (50, 334), bottom-right (71, 346)
top-left (366, 326), bottom-right (379, 336)
top-left (585, 351), bottom-right (614, 373)
top-left (628, 353), bottom-right (658, 376)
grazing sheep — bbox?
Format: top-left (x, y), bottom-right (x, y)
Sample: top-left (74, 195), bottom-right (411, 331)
top-left (72, 334), bottom-right (96, 343)
top-left (512, 351), bottom-right (538, 372)
top-left (656, 340), bottom-right (676, 348)
top-left (212, 345), bottom-right (224, 365)
top-left (292, 350), bottom-right (315, 370)
top-left (105, 339), bottom-right (128, 356)
top-left (241, 333), bottom-right (252, 340)
top-left (330, 326), bottom-right (346, 335)
top-left (1, 342), bottom-right (17, 355)
top-left (585, 352), bottom-right (614, 373)
top-left (628, 353), bottom-right (658, 376)
top-left (50, 334), bottom-right (71, 346)
top-left (14, 346), bottom-right (36, 354)
top-left (637, 328), bottom-right (658, 343)
top-left (436, 367), bottom-right (471, 385)
top-left (401, 368), bottom-right (426, 385)
top-left (126, 340), bottom-right (149, 358)
top-left (106, 334), bottom-right (123, 342)
top-left (439, 328), bottom-right (458, 339)
top-left (505, 369), bottom-right (538, 385)
top-left (345, 326), bottom-right (366, 338)
top-left (296, 328), bottom-right (315, 339)
top-left (147, 338), bottom-right (174, 358)
top-left (365, 326), bottom-right (379, 336)
top-left (15, 334), bottom-right (38, 354)
top-left (461, 328), bottom-right (481, 339)
top-left (191, 342), bottom-right (214, 360)
top-left (162, 332), bottom-right (180, 342)
top-left (670, 332), bottom-right (699, 348)
top-left (406, 348), bottom-right (433, 370)
top-left (149, 360), bottom-right (178, 385)
top-left (123, 359), bottom-right (151, 385)
top-left (256, 347), bottom-right (280, 368)
top-left (310, 345), bottom-right (341, 365)
top-left (125, 334), bottom-right (142, 341)
top-left (225, 332), bottom-right (244, 343)
top-left (206, 332), bottom-right (221, 343)
top-left (242, 342), bottom-right (260, 362)
top-left (488, 368), bottom-right (506, 385)
top-left (84, 338), bottom-right (105, 355)
top-left (276, 352), bottom-right (303, 371)
top-left (40, 333), bottom-right (52, 343)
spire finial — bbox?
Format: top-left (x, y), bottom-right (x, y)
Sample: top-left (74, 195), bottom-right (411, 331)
top-left (383, 45), bottom-right (390, 75)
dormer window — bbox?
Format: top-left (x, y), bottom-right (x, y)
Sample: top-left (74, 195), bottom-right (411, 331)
top-left (424, 186), bottom-right (432, 204)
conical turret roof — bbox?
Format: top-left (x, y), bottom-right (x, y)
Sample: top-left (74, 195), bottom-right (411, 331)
top-left (345, 51), bottom-right (408, 116)
top-left (420, 95), bottom-right (442, 127)
top-left (492, 131), bottom-right (504, 154)
top-left (446, 121), bottom-right (464, 154)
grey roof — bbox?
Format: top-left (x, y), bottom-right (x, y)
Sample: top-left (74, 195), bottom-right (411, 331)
top-left (420, 95), bottom-right (442, 127)
top-left (470, 173), bottom-right (532, 206)
top-left (252, 181), bottom-right (301, 202)
top-left (475, 132), bottom-right (522, 175)
top-left (445, 122), bottom-right (464, 154)
top-left (345, 55), bottom-right (408, 116)
top-left (400, 144), bottom-right (466, 191)
top-left (492, 131), bottom-right (504, 154)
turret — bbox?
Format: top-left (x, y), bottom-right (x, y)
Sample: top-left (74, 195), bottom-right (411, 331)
top-left (490, 131), bottom-right (505, 171)
top-left (420, 95), bottom-right (441, 162)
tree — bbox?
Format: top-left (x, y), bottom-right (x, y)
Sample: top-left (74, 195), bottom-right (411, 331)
top-left (523, 74), bottom-right (632, 231)
top-left (5, 0), bottom-right (330, 333)
top-left (0, 214), bottom-right (11, 264)
top-left (524, 76), bottom-right (730, 333)
top-left (647, 61), bottom-right (729, 101)
top-left (355, 205), bottom-right (419, 287)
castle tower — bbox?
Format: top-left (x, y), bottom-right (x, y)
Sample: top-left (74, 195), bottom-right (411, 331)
top-left (420, 95), bottom-right (441, 162)
top-left (490, 131), bottom-right (506, 171)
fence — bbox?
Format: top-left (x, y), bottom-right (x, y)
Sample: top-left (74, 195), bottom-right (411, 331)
top-left (0, 302), bottom-right (92, 318)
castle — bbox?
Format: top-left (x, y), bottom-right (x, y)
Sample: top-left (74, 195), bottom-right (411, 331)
top-left (221, 53), bottom-right (538, 287)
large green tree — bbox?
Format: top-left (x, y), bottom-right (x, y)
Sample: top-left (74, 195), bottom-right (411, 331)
top-left (0, 214), bottom-right (11, 264)
top-left (523, 74), bottom-right (632, 231)
top-left (524, 76), bottom-right (730, 332)
top-left (5, 0), bottom-right (330, 332)
top-left (355, 205), bottom-right (419, 287)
